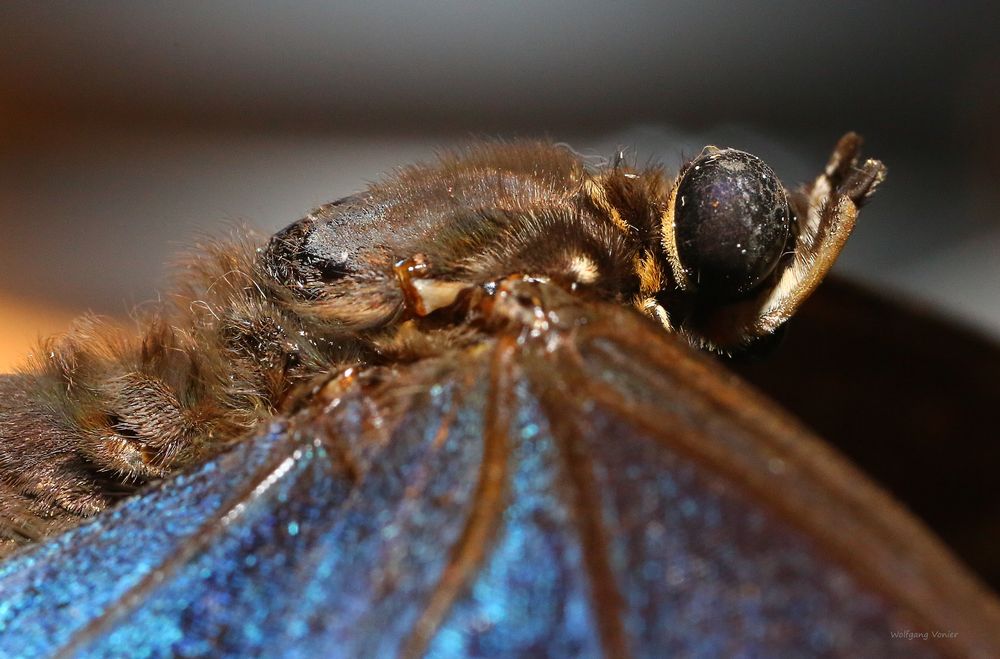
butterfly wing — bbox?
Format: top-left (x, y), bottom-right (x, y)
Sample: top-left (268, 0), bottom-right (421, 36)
top-left (734, 276), bottom-right (1000, 592)
top-left (0, 282), bottom-right (996, 657)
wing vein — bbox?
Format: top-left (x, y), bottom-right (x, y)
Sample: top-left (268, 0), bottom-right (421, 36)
top-left (566, 324), bottom-right (1000, 657)
top-left (55, 425), bottom-right (306, 657)
top-left (401, 341), bottom-right (515, 658)
top-left (533, 351), bottom-right (632, 659)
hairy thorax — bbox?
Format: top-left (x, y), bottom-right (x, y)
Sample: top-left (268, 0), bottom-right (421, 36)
top-left (0, 137), bottom-right (883, 554)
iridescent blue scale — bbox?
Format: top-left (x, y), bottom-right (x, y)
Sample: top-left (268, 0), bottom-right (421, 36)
top-left (0, 311), bottom-right (953, 657)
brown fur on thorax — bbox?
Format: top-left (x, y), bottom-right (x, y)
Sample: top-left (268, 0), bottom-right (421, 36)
top-left (0, 136), bottom-right (885, 556)
top-left (0, 143), bottom-right (678, 554)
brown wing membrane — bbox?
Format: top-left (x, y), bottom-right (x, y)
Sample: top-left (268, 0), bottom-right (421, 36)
top-left (376, 279), bottom-right (1000, 656)
top-left (733, 276), bottom-right (1000, 593)
top-left (527, 284), bottom-right (1000, 656)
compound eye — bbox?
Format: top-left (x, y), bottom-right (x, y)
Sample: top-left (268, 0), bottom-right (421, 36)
top-left (670, 147), bottom-right (790, 299)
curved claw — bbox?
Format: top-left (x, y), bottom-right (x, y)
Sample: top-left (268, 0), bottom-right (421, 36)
top-left (842, 158), bottom-right (887, 207)
top-left (825, 133), bottom-right (887, 207)
top-left (824, 131), bottom-right (864, 182)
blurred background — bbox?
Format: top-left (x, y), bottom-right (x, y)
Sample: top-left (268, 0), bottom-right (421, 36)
top-left (1, 2), bottom-right (999, 370)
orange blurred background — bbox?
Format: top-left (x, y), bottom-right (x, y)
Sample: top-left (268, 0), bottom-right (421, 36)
top-left (0, 295), bottom-right (78, 371)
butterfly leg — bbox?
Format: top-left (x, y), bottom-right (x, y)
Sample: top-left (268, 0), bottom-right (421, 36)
top-left (393, 255), bottom-right (471, 317)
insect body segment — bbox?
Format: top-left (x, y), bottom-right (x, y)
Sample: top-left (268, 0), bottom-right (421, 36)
top-left (0, 135), bottom-right (882, 555)
top-left (666, 134), bottom-right (886, 350)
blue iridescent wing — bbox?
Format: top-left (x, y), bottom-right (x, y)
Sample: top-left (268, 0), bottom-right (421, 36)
top-left (0, 285), bottom-right (997, 657)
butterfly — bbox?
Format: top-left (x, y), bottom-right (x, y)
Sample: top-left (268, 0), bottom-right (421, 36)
top-left (0, 133), bottom-right (996, 657)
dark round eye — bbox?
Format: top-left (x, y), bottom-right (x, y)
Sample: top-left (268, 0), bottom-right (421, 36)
top-left (670, 148), bottom-right (790, 299)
